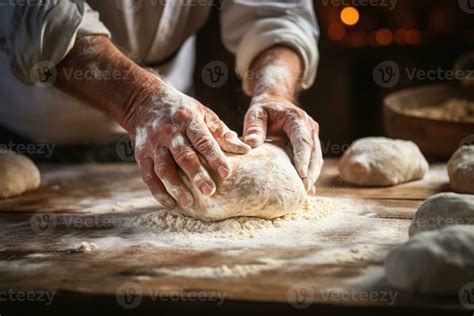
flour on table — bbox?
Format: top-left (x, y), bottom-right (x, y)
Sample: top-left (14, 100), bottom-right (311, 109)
top-left (173, 142), bottom-right (307, 222)
top-left (339, 137), bottom-right (429, 187)
top-left (409, 192), bottom-right (474, 236)
top-left (448, 145), bottom-right (474, 194)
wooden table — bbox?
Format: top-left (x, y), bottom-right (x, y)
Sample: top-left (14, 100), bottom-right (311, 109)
top-left (0, 159), bottom-right (464, 314)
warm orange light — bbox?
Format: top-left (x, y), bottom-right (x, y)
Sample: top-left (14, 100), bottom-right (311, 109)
top-left (394, 29), bottom-right (408, 45)
top-left (375, 28), bottom-right (393, 46)
top-left (328, 22), bottom-right (346, 41)
top-left (406, 29), bottom-right (422, 45)
top-left (340, 7), bottom-right (360, 26)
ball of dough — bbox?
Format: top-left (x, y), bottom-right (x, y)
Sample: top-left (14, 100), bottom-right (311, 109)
top-left (385, 226), bottom-right (474, 295)
top-left (339, 137), bottom-right (429, 186)
top-left (448, 145), bottom-right (474, 194)
top-left (173, 142), bottom-right (307, 221)
top-left (409, 193), bottom-right (474, 237)
top-left (0, 151), bottom-right (41, 199)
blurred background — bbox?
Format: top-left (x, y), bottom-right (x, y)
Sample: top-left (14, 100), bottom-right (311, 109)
top-left (194, 0), bottom-right (474, 157)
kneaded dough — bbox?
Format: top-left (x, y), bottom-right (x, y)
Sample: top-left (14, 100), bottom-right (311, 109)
top-left (173, 142), bottom-right (307, 221)
top-left (448, 145), bottom-right (474, 194)
top-left (0, 151), bottom-right (41, 199)
top-left (339, 137), bottom-right (429, 186)
top-left (385, 226), bottom-right (474, 295)
top-left (409, 192), bottom-right (474, 236)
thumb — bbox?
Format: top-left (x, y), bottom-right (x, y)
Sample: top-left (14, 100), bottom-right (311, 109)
top-left (243, 108), bottom-right (268, 147)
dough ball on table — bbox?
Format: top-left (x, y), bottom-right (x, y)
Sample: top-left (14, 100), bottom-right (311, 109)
top-left (448, 145), bottom-right (474, 194)
top-left (173, 142), bottom-right (307, 222)
top-left (385, 226), bottom-right (474, 295)
top-left (0, 151), bottom-right (41, 199)
top-left (339, 137), bottom-right (429, 186)
top-left (409, 193), bottom-right (474, 237)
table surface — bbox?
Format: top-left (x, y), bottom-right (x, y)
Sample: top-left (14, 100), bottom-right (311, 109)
top-left (0, 159), bottom-right (461, 310)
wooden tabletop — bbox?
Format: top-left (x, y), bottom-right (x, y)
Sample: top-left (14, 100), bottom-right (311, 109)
top-left (0, 159), bottom-right (462, 312)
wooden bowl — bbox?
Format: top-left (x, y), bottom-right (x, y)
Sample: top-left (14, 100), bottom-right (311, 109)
top-left (383, 84), bottom-right (474, 160)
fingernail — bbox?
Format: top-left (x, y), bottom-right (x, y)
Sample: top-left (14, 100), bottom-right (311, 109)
top-left (200, 182), bottom-right (214, 196)
top-left (179, 195), bottom-right (193, 208)
top-left (218, 166), bottom-right (230, 178)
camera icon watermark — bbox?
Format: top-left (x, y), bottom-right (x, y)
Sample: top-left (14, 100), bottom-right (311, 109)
top-left (115, 134), bottom-right (135, 162)
top-left (115, 0), bottom-right (143, 14)
top-left (116, 282), bottom-right (143, 309)
top-left (201, 60), bottom-right (228, 88)
top-left (460, 135), bottom-right (474, 147)
top-left (30, 61), bottom-right (57, 88)
top-left (459, 282), bottom-right (474, 309)
top-left (29, 210), bottom-right (57, 236)
top-left (373, 61), bottom-right (400, 88)
top-left (459, 0), bottom-right (474, 14)
top-left (287, 282), bottom-right (314, 309)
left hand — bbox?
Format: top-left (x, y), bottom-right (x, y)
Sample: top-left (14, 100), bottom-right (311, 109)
top-left (243, 93), bottom-right (323, 192)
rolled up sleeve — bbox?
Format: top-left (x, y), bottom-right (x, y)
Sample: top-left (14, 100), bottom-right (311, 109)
top-left (220, 0), bottom-right (320, 93)
top-left (0, 0), bottom-right (110, 85)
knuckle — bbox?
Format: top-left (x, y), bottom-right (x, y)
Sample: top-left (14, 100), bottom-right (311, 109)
top-left (142, 172), bottom-right (155, 185)
top-left (174, 147), bottom-right (197, 165)
top-left (174, 108), bottom-right (192, 124)
top-left (194, 137), bottom-right (215, 154)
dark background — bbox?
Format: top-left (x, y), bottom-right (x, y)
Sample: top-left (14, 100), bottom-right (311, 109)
top-left (194, 0), bottom-right (474, 157)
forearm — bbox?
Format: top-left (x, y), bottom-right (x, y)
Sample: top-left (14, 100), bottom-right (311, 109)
top-left (243, 45), bottom-right (303, 101)
top-left (55, 35), bottom-right (162, 132)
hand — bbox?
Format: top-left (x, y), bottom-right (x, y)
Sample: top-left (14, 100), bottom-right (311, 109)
top-left (127, 85), bottom-right (251, 209)
top-left (243, 93), bottom-right (323, 192)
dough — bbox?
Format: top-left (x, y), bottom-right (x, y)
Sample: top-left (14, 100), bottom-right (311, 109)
top-left (385, 226), bottom-right (474, 295)
top-left (0, 151), bottom-right (41, 199)
top-left (448, 145), bottom-right (474, 194)
top-left (409, 193), bottom-right (474, 236)
top-left (173, 142), bottom-right (307, 221)
top-left (339, 137), bottom-right (429, 186)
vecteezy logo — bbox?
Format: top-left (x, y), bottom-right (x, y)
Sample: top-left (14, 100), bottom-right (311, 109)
top-left (201, 61), bottom-right (228, 88)
top-left (459, 282), bottom-right (474, 309)
top-left (287, 282), bottom-right (314, 309)
top-left (373, 61), bottom-right (400, 88)
top-left (115, 0), bottom-right (143, 14)
top-left (30, 61), bottom-right (57, 88)
top-left (460, 135), bottom-right (474, 147)
top-left (459, 0), bottom-right (474, 13)
top-left (115, 134), bottom-right (135, 162)
top-left (116, 282), bottom-right (143, 309)
top-left (30, 210), bottom-right (57, 236)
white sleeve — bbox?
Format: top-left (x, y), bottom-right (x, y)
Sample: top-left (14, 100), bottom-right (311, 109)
top-left (0, 0), bottom-right (111, 85)
top-left (220, 0), bottom-right (320, 92)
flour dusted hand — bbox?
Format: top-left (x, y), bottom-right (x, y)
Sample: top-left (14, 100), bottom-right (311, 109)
top-left (172, 142), bottom-right (307, 221)
top-left (339, 137), bottom-right (429, 186)
top-left (127, 84), bottom-right (251, 209)
top-left (0, 151), bottom-right (41, 199)
top-left (448, 145), bottom-right (474, 194)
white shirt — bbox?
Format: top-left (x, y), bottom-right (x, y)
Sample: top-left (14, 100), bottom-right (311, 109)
top-left (0, 0), bottom-right (319, 144)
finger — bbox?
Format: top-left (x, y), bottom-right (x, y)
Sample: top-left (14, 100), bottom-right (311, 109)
top-left (205, 110), bottom-right (251, 154)
top-left (139, 157), bottom-right (176, 209)
top-left (168, 135), bottom-right (216, 196)
top-left (303, 131), bottom-right (324, 191)
top-left (154, 147), bottom-right (194, 208)
top-left (186, 119), bottom-right (232, 179)
top-left (243, 107), bottom-right (267, 147)
top-left (284, 118), bottom-right (313, 178)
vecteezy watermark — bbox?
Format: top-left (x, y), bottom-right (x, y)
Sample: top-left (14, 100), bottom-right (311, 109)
top-left (201, 60), bottom-right (228, 88)
top-left (459, 282), bottom-right (474, 310)
top-left (115, 134), bottom-right (135, 162)
top-left (321, 0), bottom-right (397, 10)
top-left (373, 60), bottom-right (474, 88)
top-left (30, 61), bottom-right (57, 88)
top-left (0, 289), bottom-right (55, 306)
top-left (320, 288), bottom-right (398, 305)
top-left (29, 211), bottom-right (127, 236)
top-left (412, 217), bottom-right (474, 233)
top-left (458, 0), bottom-right (474, 14)
top-left (287, 282), bottom-right (315, 309)
top-left (0, 142), bottom-right (55, 158)
top-left (460, 135), bottom-right (474, 147)
top-left (115, 0), bottom-right (143, 14)
top-left (115, 282), bottom-right (226, 309)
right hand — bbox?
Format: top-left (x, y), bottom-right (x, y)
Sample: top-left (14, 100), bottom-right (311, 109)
top-left (126, 85), bottom-right (251, 209)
